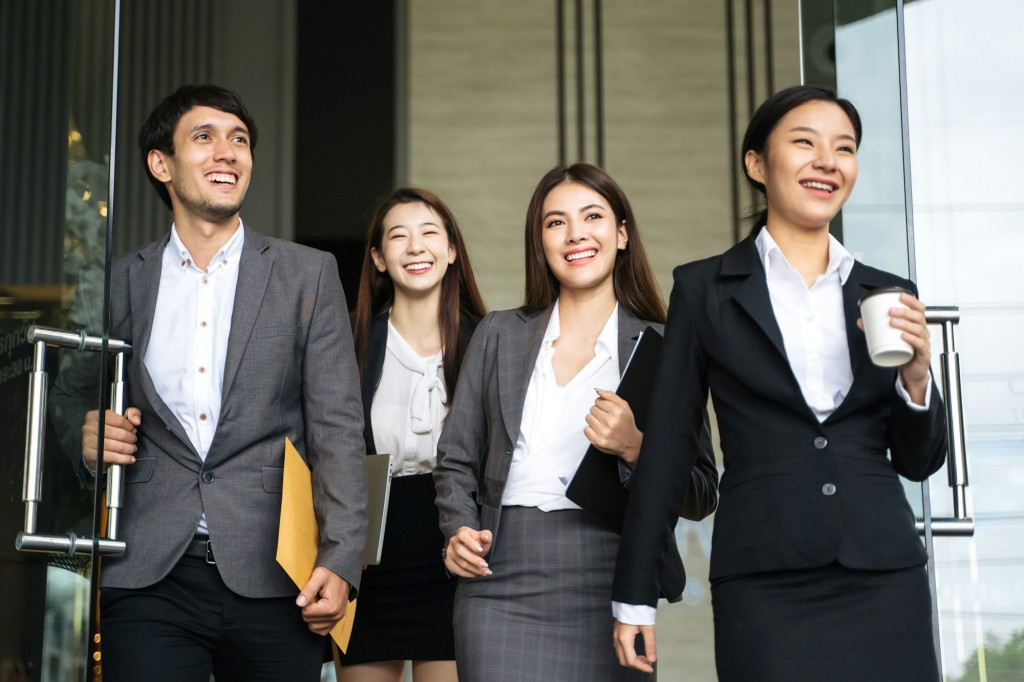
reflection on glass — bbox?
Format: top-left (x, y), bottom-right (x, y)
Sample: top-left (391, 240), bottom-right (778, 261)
top-left (0, 1), bottom-right (115, 680)
top-left (833, 0), bottom-right (1024, 678)
top-left (904, 1), bottom-right (1024, 679)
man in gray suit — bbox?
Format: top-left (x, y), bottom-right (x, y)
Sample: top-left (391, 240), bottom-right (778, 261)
top-left (51, 84), bottom-right (367, 681)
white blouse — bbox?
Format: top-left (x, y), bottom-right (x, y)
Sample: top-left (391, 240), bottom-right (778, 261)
top-left (370, 320), bottom-right (448, 476)
top-left (502, 301), bottom-right (621, 511)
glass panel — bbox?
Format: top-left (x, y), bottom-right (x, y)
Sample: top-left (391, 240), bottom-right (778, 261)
top-left (903, 0), bottom-right (1024, 678)
top-left (829, 0), bottom-right (1024, 679)
top-left (0, 1), bottom-right (116, 680)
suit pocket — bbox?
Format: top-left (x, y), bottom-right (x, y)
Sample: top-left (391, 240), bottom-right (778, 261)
top-left (253, 324), bottom-right (301, 340)
top-left (262, 466), bottom-right (284, 493)
top-left (125, 457), bottom-right (155, 484)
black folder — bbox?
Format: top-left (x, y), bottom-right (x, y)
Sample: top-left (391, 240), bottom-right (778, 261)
top-left (565, 326), bottom-right (663, 533)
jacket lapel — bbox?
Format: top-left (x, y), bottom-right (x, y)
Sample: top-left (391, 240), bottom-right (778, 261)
top-left (825, 261), bottom-right (896, 422)
top-left (617, 306), bottom-right (648, 374)
top-left (127, 234), bottom-right (198, 457)
top-left (842, 262), bottom-right (874, 382)
top-left (221, 227), bottom-right (273, 401)
top-left (361, 314), bottom-right (390, 453)
top-left (721, 238), bottom-right (788, 360)
top-left (498, 308), bottom-right (547, 445)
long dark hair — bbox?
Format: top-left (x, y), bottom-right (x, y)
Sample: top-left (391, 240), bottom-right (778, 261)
top-left (352, 187), bottom-right (487, 400)
top-left (521, 163), bottom-right (665, 324)
top-left (741, 84), bottom-right (863, 236)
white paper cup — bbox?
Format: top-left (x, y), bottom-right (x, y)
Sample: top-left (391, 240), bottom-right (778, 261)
top-left (858, 287), bottom-right (914, 367)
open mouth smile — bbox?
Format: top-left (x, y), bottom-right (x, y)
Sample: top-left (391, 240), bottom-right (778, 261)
top-left (206, 172), bottom-right (238, 186)
top-left (565, 249), bottom-right (597, 263)
top-left (800, 180), bottom-right (837, 193)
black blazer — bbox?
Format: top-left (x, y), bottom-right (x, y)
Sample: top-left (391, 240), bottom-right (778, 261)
top-left (613, 236), bottom-right (947, 607)
top-left (359, 313), bottom-right (476, 455)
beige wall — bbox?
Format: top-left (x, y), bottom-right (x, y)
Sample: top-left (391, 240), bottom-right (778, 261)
top-left (407, 0), bottom-right (798, 310)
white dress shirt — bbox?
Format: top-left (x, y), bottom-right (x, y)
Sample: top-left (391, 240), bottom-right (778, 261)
top-left (502, 301), bottom-right (620, 511)
top-left (613, 227), bottom-right (931, 626)
top-left (144, 223), bottom-right (243, 534)
top-left (370, 319), bottom-right (448, 476)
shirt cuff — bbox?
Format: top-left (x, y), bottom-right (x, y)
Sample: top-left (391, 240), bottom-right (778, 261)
top-left (612, 601), bottom-right (657, 626)
top-left (894, 373), bottom-right (932, 411)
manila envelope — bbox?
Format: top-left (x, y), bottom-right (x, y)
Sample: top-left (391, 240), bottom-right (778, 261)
top-left (276, 437), bottom-right (356, 652)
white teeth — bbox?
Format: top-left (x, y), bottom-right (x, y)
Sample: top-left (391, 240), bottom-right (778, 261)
top-left (207, 173), bottom-right (236, 185)
top-left (565, 250), bottom-right (597, 262)
top-left (405, 262), bottom-right (431, 271)
top-left (802, 181), bottom-right (834, 192)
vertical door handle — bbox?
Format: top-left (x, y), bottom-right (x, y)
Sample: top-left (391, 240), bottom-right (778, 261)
top-left (14, 326), bottom-right (130, 557)
top-left (916, 307), bottom-right (974, 537)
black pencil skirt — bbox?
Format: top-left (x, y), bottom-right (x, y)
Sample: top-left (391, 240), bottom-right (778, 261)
top-left (712, 562), bottom-right (939, 682)
top-left (338, 472), bottom-right (457, 664)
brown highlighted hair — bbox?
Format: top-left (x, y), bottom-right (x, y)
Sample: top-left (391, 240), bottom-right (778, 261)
top-left (352, 187), bottom-right (487, 400)
top-left (521, 163), bottom-right (665, 324)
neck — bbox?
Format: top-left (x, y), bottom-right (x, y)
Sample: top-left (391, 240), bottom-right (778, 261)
top-left (556, 282), bottom-right (617, 334)
top-left (173, 214), bottom-right (241, 271)
top-left (389, 288), bottom-right (443, 356)
top-left (765, 222), bottom-right (830, 287)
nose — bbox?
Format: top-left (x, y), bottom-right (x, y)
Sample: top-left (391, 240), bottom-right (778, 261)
top-left (406, 233), bottom-right (425, 253)
top-left (814, 146), bottom-right (836, 171)
top-left (212, 136), bottom-right (236, 162)
top-left (566, 219), bottom-right (587, 243)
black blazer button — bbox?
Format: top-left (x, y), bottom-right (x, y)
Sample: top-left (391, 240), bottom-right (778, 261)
top-left (813, 436), bottom-right (828, 449)
top-left (822, 483), bottom-right (837, 496)
top-left (201, 470), bottom-right (214, 483)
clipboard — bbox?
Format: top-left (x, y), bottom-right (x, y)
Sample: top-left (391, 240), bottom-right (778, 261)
top-left (363, 453), bottom-right (394, 566)
top-left (565, 326), bottom-right (663, 533)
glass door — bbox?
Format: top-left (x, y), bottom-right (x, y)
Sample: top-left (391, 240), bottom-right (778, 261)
top-left (1, 1), bottom-right (119, 680)
top-left (821, 0), bottom-right (1024, 678)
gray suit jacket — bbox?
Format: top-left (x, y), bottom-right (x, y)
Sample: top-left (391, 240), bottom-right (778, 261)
top-left (51, 226), bottom-right (367, 598)
top-left (433, 305), bottom-right (718, 571)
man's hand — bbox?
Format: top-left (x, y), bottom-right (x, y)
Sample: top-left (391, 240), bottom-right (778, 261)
top-left (296, 567), bottom-right (351, 635)
top-left (444, 527), bottom-right (493, 578)
top-left (613, 620), bottom-right (657, 673)
top-left (82, 408), bottom-right (141, 471)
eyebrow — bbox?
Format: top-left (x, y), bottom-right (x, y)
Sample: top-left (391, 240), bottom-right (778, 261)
top-left (385, 221), bottom-right (441, 234)
top-left (542, 204), bottom-right (606, 221)
top-left (787, 125), bottom-right (856, 142)
top-left (189, 122), bottom-right (250, 137)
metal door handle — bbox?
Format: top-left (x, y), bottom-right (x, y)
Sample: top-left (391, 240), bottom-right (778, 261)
top-left (916, 306), bottom-right (974, 537)
top-left (15, 325), bottom-right (131, 558)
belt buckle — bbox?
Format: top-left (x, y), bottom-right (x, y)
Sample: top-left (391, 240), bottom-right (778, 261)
top-left (204, 539), bottom-right (216, 565)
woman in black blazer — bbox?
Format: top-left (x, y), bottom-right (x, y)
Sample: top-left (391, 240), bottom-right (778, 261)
top-left (337, 187), bottom-right (487, 682)
top-left (612, 86), bottom-right (946, 681)
top-left (434, 163), bottom-right (719, 681)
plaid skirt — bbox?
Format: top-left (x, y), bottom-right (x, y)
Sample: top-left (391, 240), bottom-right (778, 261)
top-left (453, 506), bottom-right (654, 681)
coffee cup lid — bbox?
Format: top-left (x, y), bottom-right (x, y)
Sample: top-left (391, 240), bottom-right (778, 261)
top-left (858, 286), bottom-right (912, 307)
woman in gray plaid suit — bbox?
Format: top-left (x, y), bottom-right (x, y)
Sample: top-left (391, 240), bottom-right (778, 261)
top-left (433, 163), bottom-right (719, 680)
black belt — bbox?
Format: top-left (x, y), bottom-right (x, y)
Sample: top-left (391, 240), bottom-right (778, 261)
top-left (184, 535), bottom-right (216, 564)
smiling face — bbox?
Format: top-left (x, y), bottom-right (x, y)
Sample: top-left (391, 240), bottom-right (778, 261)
top-left (147, 105), bottom-right (253, 224)
top-left (371, 201), bottom-right (456, 298)
top-left (745, 99), bottom-right (859, 234)
top-left (540, 181), bottom-right (627, 296)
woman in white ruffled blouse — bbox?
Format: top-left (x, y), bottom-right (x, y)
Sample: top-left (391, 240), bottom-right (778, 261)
top-left (337, 187), bottom-right (487, 682)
